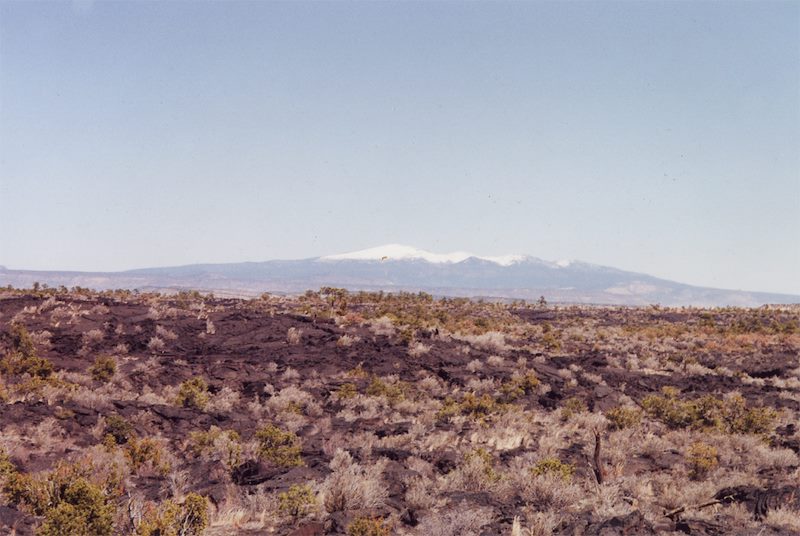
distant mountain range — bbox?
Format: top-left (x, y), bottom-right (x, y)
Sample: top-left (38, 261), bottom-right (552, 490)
top-left (1, 244), bottom-right (797, 306)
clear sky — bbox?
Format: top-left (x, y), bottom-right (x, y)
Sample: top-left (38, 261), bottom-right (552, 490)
top-left (1, 1), bottom-right (798, 294)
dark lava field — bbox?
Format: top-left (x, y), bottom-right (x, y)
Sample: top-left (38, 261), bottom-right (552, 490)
top-left (1, 287), bottom-right (798, 535)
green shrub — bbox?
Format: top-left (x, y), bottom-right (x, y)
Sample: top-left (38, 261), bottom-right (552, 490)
top-left (499, 372), bottom-right (539, 401)
top-left (464, 447), bottom-right (500, 483)
top-left (531, 457), bottom-right (575, 481)
top-left (605, 406), bottom-right (642, 430)
top-left (136, 493), bottom-right (208, 536)
top-left (175, 377), bottom-right (209, 410)
top-left (642, 388), bottom-right (777, 434)
top-left (686, 441), bottom-right (718, 480)
top-left (459, 392), bottom-right (503, 419)
top-left (0, 447), bottom-right (15, 480)
top-left (11, 323), bottom-right (36, 358)
top-left (90, 356), bottom-right (117, 382)
top-left (365, 376), bottom-right (406, 404)
top-left (2, 461), bottom-right (117, 536)
top-left (336, 383), bottom-right (358, 400)
top-left (1, 352), bottom-right (54, 379)
top-left (256, 424), bottom-right (303, 467)
top-left (0, 324), bottom-right (53, 379)
top-left (136, 499), bottom-right (180, 536)
top-left (347, 516), bottom-right (390, 536)
top-left (125, 437), bottom-right (170, 475)
top-left (436, 392), bottom-right (506, 422)
top-left (189, 426), bottom-right (242, 470)
top-left (181, 493), bottom-right (209, 535)
top-left (722, 394), bottom-right (778, 435)
top-left (560, 397), bottom-right (587, 421)
top-left (103, 414), bottom-right (134, 445)
top-left (278, 484), bottom-right (317, 521)
top-left (38, 477), bottom-right (115, 536)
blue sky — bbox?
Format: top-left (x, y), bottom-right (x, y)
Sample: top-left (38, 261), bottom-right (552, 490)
top-left (1, 1), bottom-right (798, 294)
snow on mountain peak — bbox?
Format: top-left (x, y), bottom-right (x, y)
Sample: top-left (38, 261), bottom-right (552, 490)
top-left (321, 244), bottom-right (525, 266)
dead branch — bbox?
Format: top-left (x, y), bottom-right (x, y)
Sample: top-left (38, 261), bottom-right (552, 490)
top-left (664, 499), bottom-right (723, 519)
top-left (593, 430), bottom-right (605, 485)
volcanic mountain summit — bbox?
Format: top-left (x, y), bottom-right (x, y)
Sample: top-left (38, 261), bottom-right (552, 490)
top-left (1, 244), bottom-right (798, 307)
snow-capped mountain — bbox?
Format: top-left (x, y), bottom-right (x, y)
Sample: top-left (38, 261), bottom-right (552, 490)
top-left (1, 244), bottom-right (797, 306)
top-left (322, 244), bottom-right (527, 267)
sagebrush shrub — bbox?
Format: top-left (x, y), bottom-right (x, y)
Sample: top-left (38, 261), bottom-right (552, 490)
top-left (278, 484), bottom-right (317, 521)
top-left (175, 377), bottom-right (209, 410)
top-left (605, 406), bottom-right (642, 430)
top-left (531, 457), bottom-right (575, 481)
top-left (256, 424), bottom-right (303, 467)
top-left (686, 441), bottom-right (718, 479)
top-left (136, 493), bottom-right (208, 536)
top-left (90, 356), bottom-right (117, 382)
top-left (347, 516), bottom-right (390, 536)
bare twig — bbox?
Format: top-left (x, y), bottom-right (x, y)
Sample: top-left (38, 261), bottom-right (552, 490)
top-left (664, 499), bottom-right (723, 519)
top-left (593, 430), bottom-right (605, 485)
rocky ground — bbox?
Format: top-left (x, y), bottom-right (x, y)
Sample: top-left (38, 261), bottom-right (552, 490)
top-left (0, 287), bottom-right (798, 535)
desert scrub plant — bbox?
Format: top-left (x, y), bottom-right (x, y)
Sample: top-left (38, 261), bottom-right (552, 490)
top-left (531, 457), bottom-right (575, 481)
top-left (540, 323), bottom-right (562, 351)
top-left (1, 345), bottom-right (54, 379)
top-left (10, 322), bottom-right (37, 358)
top-left (0, 447), bottom-right (17, 488)
top-left (499, 371), bottom-right (539, 402)
top-left (174, 377), bottom-right (210, 410)
top-left (347, 516), bottom-right (390, 536)
top-left (286, 327), bottom-right (302, 345)
top-left (347, 363), bottom-right (368, 379)
top-left (90, 355), bottom-right (117, 382)
top-left (320, 449), bottom-right (388, 513)
top-left (722, 394), bottom-right (778, 435)
top-left (103, 414), bottom-right (135, 445)
top-left (641, 387), bottom-right (777, 434)
top-left (2, 461), bottom-right (118, 536)
top-left (125, 437), bottom-right (171, 475)
top-left (278, 483), bottom-right (317, 521)
top-left (146, 336), bottom-right (165, 353)
top-left (189, 426), bottom-right (242, 470)
top-left (560, 397), bottom-right (587, 421)
top-left (256, 424), bottom-right (303, 467)
top-left (437, 392), bottom-right (506, 422)
top-left (136, 493), bottom-right (208, 536)
top-left (605, 406), bottom-right (642, 430)
top-left (336, 382), bottom-right (358, 400)
top-left (365, 376), bottom-right (407, 404)
top-left (446, 448), bottom-right (501, 491)
top-left (686, 441), bottom-right (718, 479)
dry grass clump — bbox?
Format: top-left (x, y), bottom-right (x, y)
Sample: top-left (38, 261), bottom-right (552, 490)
top-left (319, 449), bottom-right (388, 513)
top-left (147, 336), bottom-right (166, 353)
top-left (415, 502), bottom-right (494, 536)
top-left (286, 327), bottom-right (302, 345)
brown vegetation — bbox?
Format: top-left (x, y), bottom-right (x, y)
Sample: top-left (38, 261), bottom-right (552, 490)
top-left (0, 286), bottom-right (798, 535)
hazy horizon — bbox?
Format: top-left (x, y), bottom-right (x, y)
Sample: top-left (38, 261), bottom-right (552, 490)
top-left (1, 1), bottom-right (798, 294)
